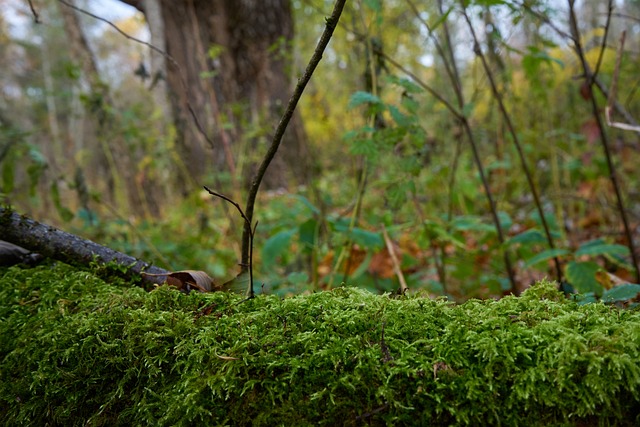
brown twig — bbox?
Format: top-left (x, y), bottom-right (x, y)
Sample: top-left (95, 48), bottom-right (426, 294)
top-left (240, 0), bottom-right (347, 278)
top-left (27, 0), bottom-right (41, 23)
top-left (461, 4), bottom-right (563, 286)
top-left (567, 1), bottom-right (640, 282)
top-left (375, 48), bottom-right (518, 294)
top-left (517, 0), bottom-right (638, 128)
top-left (382, 226), bottom-right (408, 293)
top-left (605, 32), bottom-right (640, 132)
top-left (592, 0), bottom-right (614, 81)
top-left (204, 186), bottom-right (256, 297)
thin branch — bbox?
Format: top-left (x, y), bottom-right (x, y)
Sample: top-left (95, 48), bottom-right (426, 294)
top-left (376, 51), bottom-right (464, 119)
top-left (461, 4), bottom-right (563, 285)
top-left (27, 0), bottom-right (41, 23)
top-left (517, 0), bottom-right (638, 127)
top-left (404, 0), bottom-right (460, 97)
top-left (377, 47), bottom-right (518, 293)
top-left (382, 226), bottom-right (408, 293)
top-left (567, 1), bottom-right (640, 282)
top-left (605, 31), bottom-right (640, 133)
top-left (240, 0), bottom-right (347, 278)
top-left (203, 186), bottom-right (256, 297)
top-left (592, 0), bottom-right (614, 81)
top-left (515, 0), bottom-right (575, 43)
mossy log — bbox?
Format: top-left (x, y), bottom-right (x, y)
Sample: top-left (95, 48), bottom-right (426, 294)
top-left (0, 207), bottom-right (169, 285)
top-left (1, 264), bottom-right (639, 426)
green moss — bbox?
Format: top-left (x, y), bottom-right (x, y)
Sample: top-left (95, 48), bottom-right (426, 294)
top-left (1, 266), bottom-right (639, 426)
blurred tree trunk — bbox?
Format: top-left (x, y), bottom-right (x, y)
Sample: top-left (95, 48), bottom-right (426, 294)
top-left (121, 0), bottom-right (309, 189)
top-left (58, 0), bottom-right (155, 216)
top-left (58, 0), bottom-right (118, 201)
top-left (142, 0), bottom-right (172, 120)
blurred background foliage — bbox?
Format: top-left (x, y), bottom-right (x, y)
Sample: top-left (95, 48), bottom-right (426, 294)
top-left (1, 0), bottom-right (639, 301)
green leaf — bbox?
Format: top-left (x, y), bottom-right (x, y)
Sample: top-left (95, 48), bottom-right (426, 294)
top-left (602, 284), bottom-right (640, 303)
top-left (386, 182), bottom-right (407, 209)
top-left (287, 194), bottom-right (320, 215)
top-left (429, 6), bottom-right (454, 31)
top-left (386, 75), bottom-right (423, 94)
top-left (363, 0), bottom-right (381, 12)
top-left (451, 216), bottom-right (496, 233)
top-left (524, 248), bottom-right (570, 268)
top-left (348, 137), bottom-right (378, 158)
top-left (422, 220), bottom-right (465, 248)
top-left (462, 102), bottom-right (475, 118)
top-left (50, 181), bottom-right (74, 222)
top-left (575, 242), bottom-right (630, 257)
top-left (333, 222), bottom-right (384, 250)
top-left (473, 0), bottom-right (507, 6)
top-left (262, 229), bottom-right (296, 269)
top-left (348, 91), bottom-right (383, 109)
top-left (497, 211), bottom-right (513, 231)
top-left (508, 229), bottom-right (547, 246)
top-left (2, 158), bottom-right (15, 193)
top-left (349, 228), bottom-right (384, 249)
top-left (286, 271), bottom-right (310, 286)
top-left (388, 105), bottom-right (412, 127)
top-left (529, 211), bottom-right (560, 232)
top-left (299, 218), bottom-right (317, 251)
top-left (401, 95), bottom-right (420, 115)
top-left (565, 261), bottom-right (603, 295)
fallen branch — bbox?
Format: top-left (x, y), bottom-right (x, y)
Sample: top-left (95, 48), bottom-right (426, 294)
top-left (0, 207), bottom-right (169, 286)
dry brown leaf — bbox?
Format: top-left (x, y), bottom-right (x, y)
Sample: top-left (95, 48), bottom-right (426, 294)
top-left (595, 270), bottom-right (629, 290)
top-left (215, 351), bottom-right (240, 361)
top-left (166, 270), bottom-right (214, 292)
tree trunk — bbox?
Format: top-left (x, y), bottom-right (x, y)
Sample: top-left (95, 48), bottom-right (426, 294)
top-left (121, 0), bottom-right (309, 189)
top-left (58, 0), bottom-right (160, 216)
top-left (142, 0), bottom-right (173, 120)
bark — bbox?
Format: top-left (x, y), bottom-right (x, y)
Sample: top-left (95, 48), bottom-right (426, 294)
top-left (0, 208), bottom-right (169, 286)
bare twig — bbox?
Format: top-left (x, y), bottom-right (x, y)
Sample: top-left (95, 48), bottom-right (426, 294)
top-left (203, 186), bottom-right (256, 297)
top-left (606, 32), bottom-right (640, 132)
top-left (382, 226), bottom-right (408, 293)
top-left (27, 0), bottom-right (41, 23)
top-left (567, 1), bottom-right (640, 282)
top-left (240, 0), bottom-right (347, 281)
top-left (461, 4), bottom-right (563, 285)
top-left (518, 0), bottom-right (638, 128)
top-left (376, 48), bottom-right (518, 294)
top-left (593, 1), bottom-right (614, 80)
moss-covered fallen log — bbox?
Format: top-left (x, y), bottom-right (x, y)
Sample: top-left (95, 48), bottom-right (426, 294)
top-left (1, 263), bottom-right (640, 426)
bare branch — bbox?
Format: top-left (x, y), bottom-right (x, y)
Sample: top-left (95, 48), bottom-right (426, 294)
top-left (240, 0), bottom-right (348, 282)
top-left (567, 1), bottom-right (640, 282)
top-left (605, 31), bottom-right (640, 133)
top-left (27, 0), bottom-right (41, 23)
top-left (461, 4), bottom-right (563, 285)
top-left (203, 186), bottom-right (256, 297)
